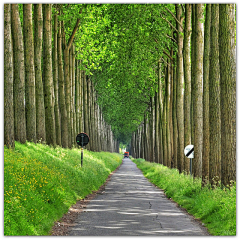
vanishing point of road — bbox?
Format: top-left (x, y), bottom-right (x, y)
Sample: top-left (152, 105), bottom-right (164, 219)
top-left (68, 158), bottom-right (209, 236)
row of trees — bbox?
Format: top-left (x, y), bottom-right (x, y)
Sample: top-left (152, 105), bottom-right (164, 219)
top-left (4, 4), bottom-right (119, 152)
top-left (4, 4), bottom-right (236, 187)
top-left (131, 4), bottom-right (236, 187)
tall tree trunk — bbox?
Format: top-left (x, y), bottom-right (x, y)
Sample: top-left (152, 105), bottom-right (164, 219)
top-left (209, 4), bottom-right (221, 185)
top-left (176, 4), bottom-right (184, 173)
top-left (154, 84), bottom-right (159, 163)
top-left (69, 45), bottom-right (74, 146)
top-left (34, 4), bottom-right (46, 143)
top-left (183, 4), bottom-right (191, 173)
top-left (191, 4), bottom-right (196, 146)
top-left (219, 4), bottom-right (236, 186)
top-left (4, 4), bottom-right (15, 148)
top-left (192, 4), bottom-right (204, 178)
top-left (169, 50), bottom-right (174, 168)
top-left (75, 60), bottom-right (80, 134)
top-left (172, 60), bottom-right (178, 169)
top-left (43, 4), bottom-right (56, 146)
top-left (53, 13), bottom-right (61, 146)
top-left (11, 4), bottom-right (26, 143)
top-left (64, 47), bottom-right (72, 148)
top-left (23, 4), bottom-right (36, 143)
top-left (162, 91), bottom-right (167, 167)
top-left (72, 46), bottom-right (77, 146)
top-left (165, 62), bottom-right (171, 167)
top-left (202, 4), bottom-right (211, 184)
top-left (148, 97), bottom-right (154, 162)
top-left (80, 67), bottom-right (84, 133)
top-left (158, 60), bottom-right (164, 165)
top-left (83, 73), bottom-right (89, 139)
top-left (58, 21), bottom-right (68, 148)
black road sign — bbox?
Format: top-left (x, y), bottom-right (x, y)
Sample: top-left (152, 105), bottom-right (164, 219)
top-left (76, 132), bottom-right (90, 147)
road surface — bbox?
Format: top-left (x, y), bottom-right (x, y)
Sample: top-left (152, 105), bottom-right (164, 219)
top-left (68, 158), bottom-right (209, 236)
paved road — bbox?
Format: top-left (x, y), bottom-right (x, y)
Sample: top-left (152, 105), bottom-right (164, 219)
top-left (68, 158), bottom-right (209, 236)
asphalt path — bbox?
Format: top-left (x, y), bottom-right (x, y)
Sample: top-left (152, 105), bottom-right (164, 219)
top-left (68, 158), bottom-right (209, 236)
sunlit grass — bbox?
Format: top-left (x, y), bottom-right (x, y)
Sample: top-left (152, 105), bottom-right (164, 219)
top-left (4, 141), bottom-right (122, 236)
top-left (133, 158), bottom-right (236, 236)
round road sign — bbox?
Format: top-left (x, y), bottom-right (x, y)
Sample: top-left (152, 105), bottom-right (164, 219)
top-left (76, 133), bottom-right (90, 147)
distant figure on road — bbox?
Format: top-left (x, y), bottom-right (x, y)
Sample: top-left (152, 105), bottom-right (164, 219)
top-left (124, 152), bottom-right (129, 158)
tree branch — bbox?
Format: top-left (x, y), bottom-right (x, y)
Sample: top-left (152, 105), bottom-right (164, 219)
top-left (164, 6), bottom-right (184, 30)
top-left (66, 8), bottom-right (82, 50)
top-left (160, 12), bottom-right (179, 33)
top-left (163, 50), bottom-right (173, 60)
top-left (166, 34), bottom-right (177, 43)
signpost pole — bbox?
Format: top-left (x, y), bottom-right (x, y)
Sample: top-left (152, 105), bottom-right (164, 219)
top-left (81, 148), bottom-right (83, 167)
top-left (190, 158), bottom-right (192, 175)
top-left (81, 135), bottom-right (84, 167)
top-left (76, 133), bottom-right (90, 167)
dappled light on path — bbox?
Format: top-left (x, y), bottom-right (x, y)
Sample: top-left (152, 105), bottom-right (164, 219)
top-left (68, 158), bottom-right (208, 236)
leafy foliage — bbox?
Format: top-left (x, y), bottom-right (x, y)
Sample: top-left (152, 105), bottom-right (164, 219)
top-left (57, 4), bottom-right (175, 142)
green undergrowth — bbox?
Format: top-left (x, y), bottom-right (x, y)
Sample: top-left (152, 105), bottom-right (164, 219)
top-left (133, 158), bottom-right (236, 236)
top-left (4, 141), bottom-right (122, 236)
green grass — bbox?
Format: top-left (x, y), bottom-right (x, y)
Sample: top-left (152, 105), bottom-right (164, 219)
top-left (133, 158), bottom-right (236, 236)
top-left (4, 141), bottom-right (122, 236)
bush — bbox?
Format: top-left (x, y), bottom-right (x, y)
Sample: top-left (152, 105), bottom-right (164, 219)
top-left (133, 159), bottom-right (236, 236)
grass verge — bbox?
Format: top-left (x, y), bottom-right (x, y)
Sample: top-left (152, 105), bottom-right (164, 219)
top-left (132, 158), bottom-right (236, 236)
top-left (4, 141), bottom-right (122, 236)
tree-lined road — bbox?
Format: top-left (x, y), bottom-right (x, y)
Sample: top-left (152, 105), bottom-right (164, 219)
top-left (68, 158), bottom-right (209, 236)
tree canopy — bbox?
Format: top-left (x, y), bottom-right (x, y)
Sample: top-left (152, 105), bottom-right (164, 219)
top-left (57, 4), bottom-right (176, 143)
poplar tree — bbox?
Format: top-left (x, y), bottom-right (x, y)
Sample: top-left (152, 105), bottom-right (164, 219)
top-left (192, 4), bottom-right (204, 178)
top-left (34, 4), bottom-right (46, 142)
top-left (4, 4), bottom-right (15, 148)
top-left (11, 4), bottom-right (26, 143)
top-left (43, 4), bottom-right (56, 146)
top-left (23, 4), bottom-right (36, 143)
top-left (219, 4), bottom-right (236, 186)
top-left (209, 4), bottom-right (221, 185)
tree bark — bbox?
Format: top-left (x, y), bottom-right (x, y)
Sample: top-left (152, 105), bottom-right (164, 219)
top-left (11, 4), bottom-right (26, 143)
top-left (53, 13), bottom-right (61, 146)
top-left (202, 4), bottom-right (211, 184)
top-left (154, 91), bottom-right (159, 163)
top-left (43, 4), bottom-right (56, 146)
top-left (162, 87), bottom-right (167, 166)
top-left (209, 4), bottom-right (221, 185)
top-left (192, 4), bottom-right (204, 178)
top-left (83, 73), bottom-right (89, 140)
top-left (4, 4), bottom-right (15, 148)
top-left (34, 4), bottom-right (46, 143)
top-left (64, 47), bottom-right (72, 148)
top-left (191, 4), bottom-right (196, 146)
top-left (58, 21), bottom-right (68, 148)
top-left (183, 4), bottom-right (191, 173)
top-left (176, 4), bottom-right (184, 173)
top-left (172, 60), bottom-right (178, 169)
top-left (219, 4), bottom-right (236, 186)
top-left (158, 60), bottom-right (164, 165)
top-left (23, 4), bottom-right (36, 143)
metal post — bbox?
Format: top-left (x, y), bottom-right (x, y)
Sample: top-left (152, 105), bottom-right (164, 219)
top-left (190, 158), bottom-right (192, 175)
top-left (81, 135), bottom-right (84, 167)
top-left (81, 148), bottom-right (83, 167)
